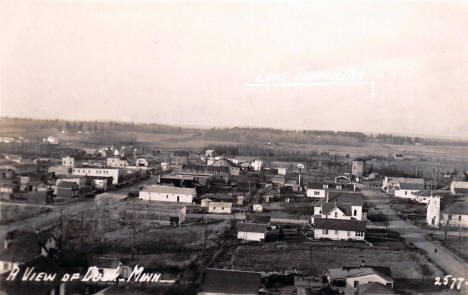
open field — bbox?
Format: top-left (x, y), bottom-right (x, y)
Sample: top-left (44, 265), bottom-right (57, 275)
top-left (211, 241), bottom-right (442, 280)
top-left (0, 202), bottom-right (51, 225)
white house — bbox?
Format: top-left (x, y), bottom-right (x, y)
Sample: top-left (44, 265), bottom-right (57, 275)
top-left (314, 218), bottom-right (366, 241)
top-left (426, 195), bottom-right (441, 228)
top-left (327, 266), bottom-right (394, 294)
top-left (208, 202), bottom-right (232, 214)
top-left (139, 185), bottom-right (195, 203)
top-left (237, 223), bottom-right (267, 242)
top-left (313, 193), bottom-right (364, 221)
top-left (450, 181), bottom-right (468, 195)
top-left (306, 182), bottom-right (328, 198)
top-left (441, 201), bottom-right (468, 228)
top-left (383, 177), bottom-right (424, 198)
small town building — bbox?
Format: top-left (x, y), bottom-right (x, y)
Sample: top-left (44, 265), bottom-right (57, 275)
top-left (252, 204), bottom-right (263, 212)
top-left (394, 178), bottom-right (425, 200)
top-left (208, 202), bottom-right (232, 214)
top-left (139, 185), bottom-right (196, 203)
top-left (0, 231), bottom-right (57, 274)
top-left (72, 167), bottom-right (120, 185)
top-left (61, 156), bottom-right (75, 168)
top-left (441, 201), bottom-right (468, 228)
top-left (237, 195), bottom-right (244, 205)
top-left (198, 268), bottom-right (262, 295)
top-left (426, 195), bottom-right (441, 228)
top-left (450, 181), bottom-right (468, 196)
top-left (276, 167), bottom-right (288, 175)
top-left (314, 218), bottom-right (366, 241)
top-left (351, 160), bottom-right (366, 178)
top-left (237, 223), bottom-right (267, 242)
top-left (201, 198), bottom-right (212, 208)
top-left (56, 181), bottom-right (79, 198)
top-left (107, 157), bottom-right (129, 168)
top-left (306, 182), bottom-right (328, 198)
top-left (327, 266), bottom-right (394, 294)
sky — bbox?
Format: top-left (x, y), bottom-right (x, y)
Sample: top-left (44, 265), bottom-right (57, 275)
top-left (1, 0), bottom-right (468, 138)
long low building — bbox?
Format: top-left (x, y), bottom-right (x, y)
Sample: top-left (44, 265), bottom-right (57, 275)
top-left (139, 185), bottom-right (196, 203)
top-left (314, 218), bottom-right (366, 241)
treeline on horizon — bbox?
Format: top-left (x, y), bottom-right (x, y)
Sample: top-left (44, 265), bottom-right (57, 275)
top-left (1, 117), bottom-right (467, 147)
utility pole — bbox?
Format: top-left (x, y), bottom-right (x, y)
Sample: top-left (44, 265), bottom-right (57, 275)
top-left (80, 211), bottom-right (84, 255)
top-left (201, 217), bottom-right (208, 270)
top-left (132, 196), bottom-right (136, 259)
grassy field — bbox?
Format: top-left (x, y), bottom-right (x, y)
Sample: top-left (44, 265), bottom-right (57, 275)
top-left (211, 242), bottom-right (442, 280)
top-left (0, 202), bottom-right (50, 225)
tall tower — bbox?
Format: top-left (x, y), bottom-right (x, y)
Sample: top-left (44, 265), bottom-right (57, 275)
top-left (426, 195), bottom-right (440, 228)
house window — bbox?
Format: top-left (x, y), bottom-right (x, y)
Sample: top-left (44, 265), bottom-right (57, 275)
top-left (347, 231), bottom-right (350, 236)
top-left (405, 191), bottom-right (408, 195)
top-left (459, 215), bottom-right (462, 221)
top-left (354, 209), bottom-right (357, 216)
top-left (314, 191), bottom-right (320, 196)
top-left (222, 207), bottom-right (224, 210)
top-left (325, 229), bottom-right (328, 234)
top-left (334, 212), bottom-right (338, 218)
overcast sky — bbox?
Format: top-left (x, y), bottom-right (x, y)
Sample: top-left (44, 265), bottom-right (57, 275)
top-left (1, 0), bottom-right (468, 138)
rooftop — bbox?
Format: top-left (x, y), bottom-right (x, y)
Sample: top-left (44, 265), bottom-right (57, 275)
top-left (442, 201), bottom-right (468, 215)
top-left (237, 223), bottom-right (268, 233)
top-left (201, 268), bottom-right (261, 294)
top-left (141, 185), bottom-right (196, 195)
top-left (314, 218), bottom-right (367, 232)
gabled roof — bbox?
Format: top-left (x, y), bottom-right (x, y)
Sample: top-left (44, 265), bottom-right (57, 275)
top-left (314, 218), bottom-right (366, 232)
top-left (202, 268), bottom-right (261, 294)
top-left (237, 223), bottom-right (267, 233)
top-left (328, 192), bottom-right (363, 206)
top-left (328, 266), bottom-right (392, 281)
top-left (141, 185), bottom-right (196, 195)
top-left (442, 202), bottom-right (468, 215)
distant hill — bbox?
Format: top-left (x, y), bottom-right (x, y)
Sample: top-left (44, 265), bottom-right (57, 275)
top-left (0, 117), bottom-right (467, 147)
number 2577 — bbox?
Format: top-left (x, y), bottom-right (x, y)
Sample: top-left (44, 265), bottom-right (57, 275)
top-left (434, 276), bottom-right (465, 290)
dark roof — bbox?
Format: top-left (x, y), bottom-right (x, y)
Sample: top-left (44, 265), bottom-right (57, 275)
top-left (307, 182), bottom-right (326, 189)
top-left (237, 223), bottom-right (267, 234)
top-left (328, 192), bottom-right (363, 206)
top-left (442, 202), bottom-right (468, 215)
top-left (314, 218), bottom-right (366, 232)
top-left (202, 268), bottom-right (261, 294)
top-left (89, 256), bottom-right (122, 269)
top-left (358, 282), bottom-right (396, 294)
top-left (399, 182), bottom-right (425, 190)
top-left (57, 181), bottom-right (78, 189)
top-left (0, 240), bottom-right (44, 263)
top-left (454, 187), bottom-right (468, 194)
top-left (6, 230), bottom-right (55, 245)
